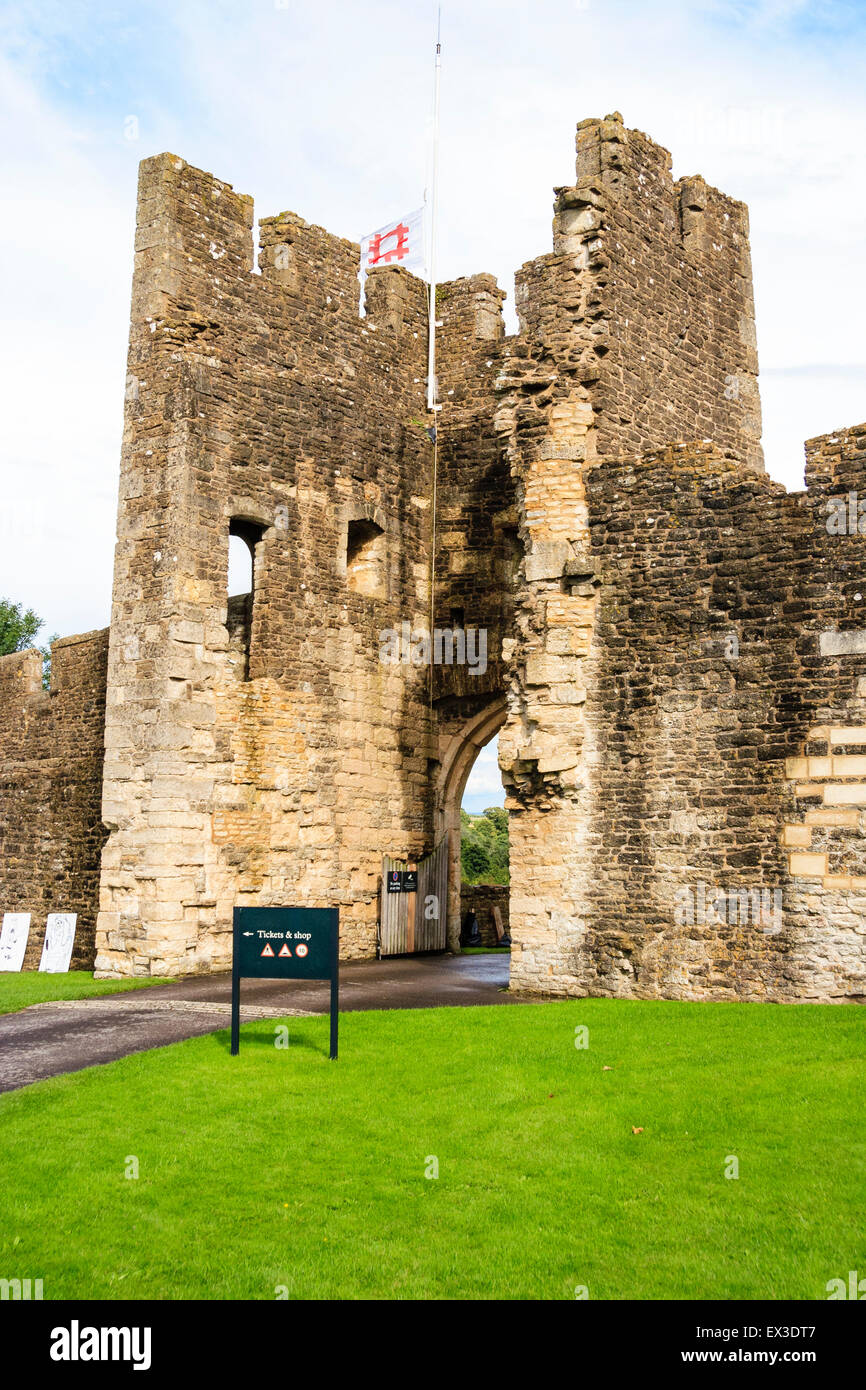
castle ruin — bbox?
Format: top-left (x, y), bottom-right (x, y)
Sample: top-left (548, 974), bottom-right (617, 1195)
top-left (2, 112), bottom-right (864, 1002)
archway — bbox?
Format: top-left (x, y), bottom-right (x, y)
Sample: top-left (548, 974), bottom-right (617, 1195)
top-left (435, 696), bottom-right (508, 952)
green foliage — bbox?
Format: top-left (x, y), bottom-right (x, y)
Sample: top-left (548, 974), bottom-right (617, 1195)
top-left (481, 806), bottom-right (507, 835)
top-left (406, 415), bottom-right (436, 445)
top-left (461, 837), bottom-right (491, 880)
top-left (461, 806), bottom-right (509, 885)
top-left (40, 633), bottom-right (59, 691)
top-left (0, 598), bottom-right (43, 657)
top-left (0, 1000), bottom-right (862, 1298)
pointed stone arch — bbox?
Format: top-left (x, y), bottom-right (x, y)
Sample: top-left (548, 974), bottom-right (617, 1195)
top-left (435, 695), bottom-right (508, 951)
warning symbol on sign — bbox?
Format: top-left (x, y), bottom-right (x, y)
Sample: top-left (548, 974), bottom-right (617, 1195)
top-left (260, 943), bottom-right (275, 958)
top-left (278, 943), bottom-right (292, 958)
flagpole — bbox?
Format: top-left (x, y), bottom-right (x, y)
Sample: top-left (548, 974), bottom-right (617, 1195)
top-left (427, 7), bottom-right (442, 712)
top-left (426, 8), bottom-right (442, 413)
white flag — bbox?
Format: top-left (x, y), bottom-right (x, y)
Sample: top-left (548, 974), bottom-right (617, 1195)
top-left (359, 208), bottom-right (426, 293)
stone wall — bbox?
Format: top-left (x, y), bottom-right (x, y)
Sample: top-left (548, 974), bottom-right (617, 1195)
top-left (0, 631), bottom-right (108, 968)
top-left (497, 114), bottom-right (768, 996)
top-left (460, 883), bottom-right (510, 948)
top-left (95, 153), bottom-right (444, 976)
top-left (430, 276), bottom-right (516, 942)
top-left (506, 428), bottom-right (866, 1001)
top-left (508, 112), bottom-right (761, 473)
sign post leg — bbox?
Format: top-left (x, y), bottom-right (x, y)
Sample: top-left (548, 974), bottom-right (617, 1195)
top-left (230, 908), bottom-right (240, 1056)
top-left (330, 915), bottom-right (339, 1060)
top-left (329, 975), bottom-right (338, 1060)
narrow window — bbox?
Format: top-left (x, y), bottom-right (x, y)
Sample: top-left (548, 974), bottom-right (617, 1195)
top-left (346, 518), bottom-right (385, 597)
top-left (498, 527), bottom-right (522, 586)
top-left (227, 518), bottom-right (266, 678)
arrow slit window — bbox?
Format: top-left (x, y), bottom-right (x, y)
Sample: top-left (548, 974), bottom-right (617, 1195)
top-left (227, 518), bottom-right (267, 678)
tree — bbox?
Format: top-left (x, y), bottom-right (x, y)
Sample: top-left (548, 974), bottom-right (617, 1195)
top-left (0, 598), bottom-right (43, 656)
top-left (482, 807), bottom-right (508, 835)
top-left (460, 805), bottom-right (510, 885)
top-left (462, 839), bottom-right (491, 882)
top-left (40, 633), bottom-right (59, 690)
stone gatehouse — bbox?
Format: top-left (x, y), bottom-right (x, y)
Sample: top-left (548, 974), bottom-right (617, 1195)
top-left (1, 112), bottom-right (864, 1002)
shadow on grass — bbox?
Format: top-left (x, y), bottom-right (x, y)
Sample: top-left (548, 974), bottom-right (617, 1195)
top-left (213, 1022), bottom-right (332, 1060)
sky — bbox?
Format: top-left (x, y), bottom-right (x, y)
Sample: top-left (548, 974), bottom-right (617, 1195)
top-left (463, 735), bottom-right (503, 814)
top-left (1, 0), bottom-right (865, 736)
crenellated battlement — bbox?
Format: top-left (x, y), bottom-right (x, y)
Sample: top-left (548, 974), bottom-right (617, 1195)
top-left (510, 112), bottom-right (761, 471)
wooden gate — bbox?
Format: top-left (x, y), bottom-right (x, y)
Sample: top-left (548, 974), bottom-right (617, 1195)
top-left (379, 837), bottom-right (448, 957)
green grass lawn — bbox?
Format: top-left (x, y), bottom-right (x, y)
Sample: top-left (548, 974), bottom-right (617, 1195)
top-left (0, 998), bottom-right (862, 1300)
top-left (0, 970), bottom-right (168, 1016)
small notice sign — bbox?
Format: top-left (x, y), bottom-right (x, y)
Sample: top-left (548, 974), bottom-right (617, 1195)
top-left (39, 913), bottom-right (77, 973)
top-left (386, 870), bottom-right (417, 894)
top-left (0, 913), bottom-right (31, 972)
top-left (231, 907), bottom-right (339, 1058)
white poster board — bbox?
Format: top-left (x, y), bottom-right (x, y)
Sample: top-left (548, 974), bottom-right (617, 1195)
top-left (39, 913), bottom-right (77, 973)
top-left (0, 913), bottom-right (31, 972)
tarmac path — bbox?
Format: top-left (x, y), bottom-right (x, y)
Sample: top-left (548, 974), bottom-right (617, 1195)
top-left (0, 953), bottom-right (517, 1094)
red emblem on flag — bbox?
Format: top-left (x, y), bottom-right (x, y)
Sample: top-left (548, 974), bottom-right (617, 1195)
top-left (366, 222), bottom-right (411, 266)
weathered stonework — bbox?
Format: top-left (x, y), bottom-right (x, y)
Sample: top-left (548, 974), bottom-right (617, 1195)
top-left (0, 631), bottom-right (109, 967)
top-left (505, 429), bottom-right (866, 1002)
top-left (95, 153), bottom-right (436, 976)
top-left (460, 883), bottom-right (510, 948)
top-left (1, 112), bottom-right (863, 1002)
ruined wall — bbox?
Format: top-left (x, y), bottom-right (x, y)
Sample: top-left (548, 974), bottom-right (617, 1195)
top-left (496, 115), bottom-right (766, 994)
top-left (0, 631), bottom-right (108, 968)
top-left (460, 883), bottom-right (510, 948)
top-left (507, 429), bottom-right (866, 1002)
top-left (96, 153), bottom-right (438, 976)
top-left (429, 276), bottom-right (517, 942)
top-left (509, 112), bottom-right (761, 472)
top-left (571, 113), bottom-right (762, 468)
top-left (433, 272), bottom-right (514, 707)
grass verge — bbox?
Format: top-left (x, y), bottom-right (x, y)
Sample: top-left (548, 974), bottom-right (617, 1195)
top-left (0, 971), bottom-right (168, 1017)
top-left (0, 998), bottom-right (862, 1299)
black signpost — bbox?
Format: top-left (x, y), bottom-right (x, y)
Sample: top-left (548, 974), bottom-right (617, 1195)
top-left (230, 906), bottom-right (339, 1059)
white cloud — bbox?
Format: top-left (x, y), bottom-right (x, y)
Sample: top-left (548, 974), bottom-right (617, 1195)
top-left (462, 736), bottom-right (504, 812)
top-left (0, 51), bottom-right (131, 636)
